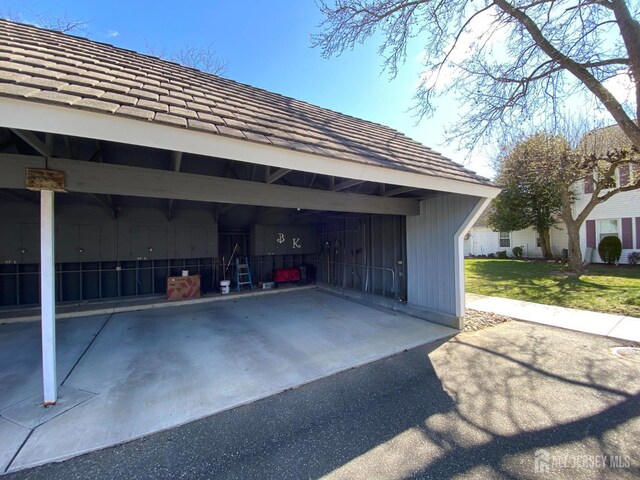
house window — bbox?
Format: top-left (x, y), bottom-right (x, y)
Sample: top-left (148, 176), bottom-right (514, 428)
top-left (536, 232), bottom-right (541, 248)
top-left (597, 219), bottom-right (618, 242)
top-left (499, 232), bottom-right (511, 248)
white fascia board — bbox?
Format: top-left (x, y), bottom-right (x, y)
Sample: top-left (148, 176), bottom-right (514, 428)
top-left (0, 97), bottom-right (500, 199)
top-left (454, 196), bottom-right (492, 319)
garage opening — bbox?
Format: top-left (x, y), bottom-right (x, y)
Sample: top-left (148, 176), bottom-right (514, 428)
top-left (0, 132), bottom-right (418, 309)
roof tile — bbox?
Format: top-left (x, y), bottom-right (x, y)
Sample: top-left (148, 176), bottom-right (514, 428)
top-left (95, 81), bottom-right (130, 94)
top-left (136, 99), bottom-right (168, 112)
top-left (159, 95), bottom-right (187, 107)
top-left (0, 81), bottom-right (40, 98)
top-left (197, 112), bottom-right (224, 124)
top-left (216, 125), bottom-right (246, 139)
top-left (129, 88), bottom-right (159, 101)
top-left (59, 84), bottom-right (105, 98)
top-left (0, 19), bottom-right (494, 187)
top-left (169, 105), bottom-right (198, 119)
top-left (28, 90), bottom-right (81, 105)
top-left (115, 105), bottom-right (154, 121)
top-left (154, 112), bottom-right (188, 128)
top-left (224, 118), bottom-right (249, 130)
top-left (100, 91), bottom-right (137, 106)
top-left (187, 119), bottom-right (219, 133)
top-left (75, 97), bottom-right (120, 114)
top-left (58, 73), bottom-right (100, 87)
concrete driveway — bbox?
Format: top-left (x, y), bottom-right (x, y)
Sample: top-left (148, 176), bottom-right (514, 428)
top-left (0, 288), bottom-right (455, 473)
top-left (4, 320), bottom-right (638, 480)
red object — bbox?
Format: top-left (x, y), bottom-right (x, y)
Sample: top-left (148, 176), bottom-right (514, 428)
top-left (273, 268), bottom-right (300, 283)
top-left (166, 274), bottom-right (201, 300)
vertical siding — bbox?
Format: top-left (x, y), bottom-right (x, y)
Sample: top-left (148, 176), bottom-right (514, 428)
top-left (406, 194), bottom-right (480, 315)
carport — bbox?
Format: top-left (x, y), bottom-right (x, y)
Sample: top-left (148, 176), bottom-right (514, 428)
top-left (0, 17), bottom-right (499, 412)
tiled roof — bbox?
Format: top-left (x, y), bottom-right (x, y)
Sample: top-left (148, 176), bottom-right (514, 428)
top-left (0, 19), bottom-right (493, 187)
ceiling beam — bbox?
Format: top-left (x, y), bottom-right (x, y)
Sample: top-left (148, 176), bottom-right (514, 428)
top-left (333, 179), bottom-right (365, 192)
top-left (267, 168), bottom-right (291, 184)
top-left (10, 129), bottom-right (52, 157)
top-left (381, 186), bottom-right (420, 197)
top-left (0, 154), bottom-right (420, 216)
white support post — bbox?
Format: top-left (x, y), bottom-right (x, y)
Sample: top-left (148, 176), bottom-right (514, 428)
top-left (40, 189), bottom-right (57, 405)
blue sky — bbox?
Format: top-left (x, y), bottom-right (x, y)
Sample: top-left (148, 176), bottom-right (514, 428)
top-left (2, 0), bottom-right (494, 177)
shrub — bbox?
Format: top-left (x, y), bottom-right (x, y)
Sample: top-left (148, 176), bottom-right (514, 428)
top-left (496, 250), bottom-right (508, 259)
top-left (628, 251), bottom-right (640, 265)
top-left (597, 236), bottom-right (622, 264)
top-left (512, 246), bottom-right (523, 259)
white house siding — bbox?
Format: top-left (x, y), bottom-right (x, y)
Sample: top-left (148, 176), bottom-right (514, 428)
top-left (466, 225), bottom-right (568, 258)
top-left (575, 187), bottom-right (640, 264)
top-left (465, 226), bottom-right (500, 256)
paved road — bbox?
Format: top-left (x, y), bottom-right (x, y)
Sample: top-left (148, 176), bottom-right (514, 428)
top-left (7, 321), bottom-right (640, 480)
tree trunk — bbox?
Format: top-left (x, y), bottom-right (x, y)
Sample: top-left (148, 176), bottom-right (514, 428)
top-left (564, 221), bottom-right (583, 274)
top-left (537, 227), bottom-right (553, 259)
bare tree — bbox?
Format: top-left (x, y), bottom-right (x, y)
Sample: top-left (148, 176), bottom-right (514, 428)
top-left (147, 43), bottom-right (228, 76)
top-left (0, 10), bottom-right (88, 33)
top-left (313, 1), bottom-right (640, 153)
top-left (35, 12), bottom-right (88, 33)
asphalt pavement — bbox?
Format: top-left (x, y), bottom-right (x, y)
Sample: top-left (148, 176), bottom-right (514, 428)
top-left (5, 321), bottom-right (640, 480)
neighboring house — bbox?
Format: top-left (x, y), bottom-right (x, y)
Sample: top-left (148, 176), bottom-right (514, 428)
top-left (467, 124), bottom-right (639, 263)
top-left (464, 210), bottom-right (568, 259)
top-left (576, 124), bottom-right (640, 264)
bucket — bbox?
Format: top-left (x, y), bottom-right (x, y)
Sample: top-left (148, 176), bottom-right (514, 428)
top-left (181, 269), bottom-right (189, 277)
top-left (220, 280), bottom-right (230, 294)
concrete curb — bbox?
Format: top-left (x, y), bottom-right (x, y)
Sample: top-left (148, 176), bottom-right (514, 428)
top-left (0, 285), bottom-right (318, 324)
top-left (466, 293), bottom-right (639, 343)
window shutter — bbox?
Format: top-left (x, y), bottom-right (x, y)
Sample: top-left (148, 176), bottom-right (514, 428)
top-left (637, 217), bottom-right (640, 249)
top-left (586, 220), bottom-right (596, 249)
top-left (584, 177), bottom-right (595, 194)
top-left (619, 164), bottom-right (630, 186)
top-left (621, 217), bottom-right (633, 249)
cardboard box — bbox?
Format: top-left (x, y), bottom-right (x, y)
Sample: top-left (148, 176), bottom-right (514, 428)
top-left (167, 274), bottom-right (201, 301)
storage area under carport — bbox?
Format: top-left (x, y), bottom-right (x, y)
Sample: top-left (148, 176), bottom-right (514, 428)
top-left (0, 288), bottom-right (456, 473)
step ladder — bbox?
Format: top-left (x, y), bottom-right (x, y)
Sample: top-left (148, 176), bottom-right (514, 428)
top-left (235, 257), bottom-right (253, 292)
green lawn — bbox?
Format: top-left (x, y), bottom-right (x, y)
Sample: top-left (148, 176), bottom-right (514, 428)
top-left (465, 258), bottom-right (640, 317)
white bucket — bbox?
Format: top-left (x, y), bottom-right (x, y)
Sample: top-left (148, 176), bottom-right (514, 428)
top-left (181, 269), bottom-right (189, 277)
top-left (220, 280), bottom-right (231, 294)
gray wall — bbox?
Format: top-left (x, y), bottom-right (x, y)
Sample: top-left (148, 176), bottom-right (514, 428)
top-left (406, 193), bottom-right (481, 321)
top-left (0, 201), bottom-right (218, 264)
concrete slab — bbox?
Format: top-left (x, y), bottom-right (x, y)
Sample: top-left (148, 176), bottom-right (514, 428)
top-left (466, 294), bottom-right (640, 342)
top-left (0, 314), bottom-right (108, 411)
top-left (608, 316), bottom-right (640, 342)
top-left (0, 386), bottom-right (95, 430)
top-left (4, 289), bottom-right (455, 472)
top-left (0, 419), bottom-right (29, 473)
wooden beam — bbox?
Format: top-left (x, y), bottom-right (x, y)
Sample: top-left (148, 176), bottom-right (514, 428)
top-left (267, 168), bottom-right (291, 184)
top-left (0, 154), bottom-right (420, 216)
top-left (381, 186), bottom-right (419, 197)
top-left (11, 129), bottom-right (52, 157)
top-left (333, 179), bottom-right (365, 192)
